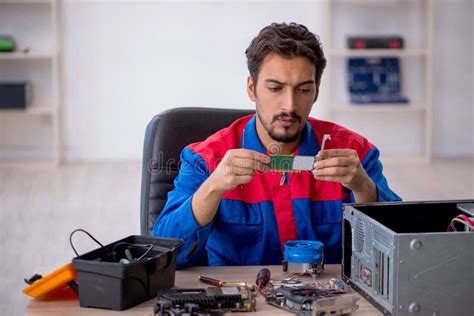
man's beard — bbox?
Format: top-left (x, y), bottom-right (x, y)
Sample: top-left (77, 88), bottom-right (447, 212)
top-left (257, 110), bottom-right (303, 143)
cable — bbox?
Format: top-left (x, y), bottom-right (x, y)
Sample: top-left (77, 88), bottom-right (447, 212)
top-left (455, 214), bottom-right (474, 226)
top-left (69, 228), bottom-right (110, 258)
top-left (111, 242), bottom-right (154, 262)
top-left (451, 218), bottom-right (474, 232)
top-left (136, 244), bottom-right (154, 260)
top-left (449, 214), bottom-right (474, 232)
top-left (69, 229), bottom-right (156, 263)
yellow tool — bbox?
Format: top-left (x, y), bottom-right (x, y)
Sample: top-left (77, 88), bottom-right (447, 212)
top-left (22, 262), bottom-right (78, 299)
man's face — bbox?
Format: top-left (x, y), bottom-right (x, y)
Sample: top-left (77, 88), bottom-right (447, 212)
top-left (247, 53), bottom-right (318, 143)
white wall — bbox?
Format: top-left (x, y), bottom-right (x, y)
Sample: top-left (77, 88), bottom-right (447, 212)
top-left (60, 0), bottom-right (324, 160)
top-left (2, 0), bottom-right (472, 160)
top-left (431, 0), bottom-right (473, 157)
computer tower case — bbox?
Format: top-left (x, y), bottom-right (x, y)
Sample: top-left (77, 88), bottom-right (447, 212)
top-left (342, 200), bottom-right (474, 315)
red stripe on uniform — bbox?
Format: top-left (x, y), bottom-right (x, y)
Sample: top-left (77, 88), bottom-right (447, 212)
top-left (222, 171), bottom-right (346, 203)
top-left (194, 116), bottom-right (372, 204)
top-left (272, 184), bottom-right (298, 248)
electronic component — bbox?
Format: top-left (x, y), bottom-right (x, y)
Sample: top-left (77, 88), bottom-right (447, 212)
top-left (269, 134), bottom-right (330, 172)
top-left (312, 278), bottom-right (347, 294)
top-left (266, 286), bottom-right (359, 315)
top-left (154, 287), bottom-right (257, 315)
top-left (254, 268), bottom-right (358, 315)
top-left (282, 240), bottom-right (324, 276)
top-left (269, 155), bottom-right (315, 172)
top-left (342, 200), bottom-right (474, 315)
top-left (272, 278), bottom-right (306, 288)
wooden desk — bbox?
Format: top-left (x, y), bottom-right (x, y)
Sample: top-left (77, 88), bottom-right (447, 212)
top-left (26, 265), bottom-right (382, 315)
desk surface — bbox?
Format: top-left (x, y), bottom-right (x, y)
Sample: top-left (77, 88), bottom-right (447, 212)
top-left (26, 265), bottom-right (382, 315)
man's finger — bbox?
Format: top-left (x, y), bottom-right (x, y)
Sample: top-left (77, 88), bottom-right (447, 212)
top-left (313, 175), bottom-right (346, 183)
top-left (316, 149), bottom-right (356, 160)
top-left (232, 158), bottom-right (270, 172)
top-left (312, 166), bottom-right (349, 177)
top-left (234, 149), bottom-right (271, 164)
top-left (229, 174), bottom-right (254, 186)
top-left (230, 166), bottom-right (255, 176)
top-left (314, 157), bottom-right (354, 169)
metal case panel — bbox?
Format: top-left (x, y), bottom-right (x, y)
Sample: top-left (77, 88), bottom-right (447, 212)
top-left (344, 206), bottom-right (397, 314)
top-left (343, 201), bottom-right (474, 316)
top-left (397, 233), bottom-right (474, 315)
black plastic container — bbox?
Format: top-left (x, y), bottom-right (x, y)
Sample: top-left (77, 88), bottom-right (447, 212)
top-left (72, 235), bottom-right (183, 311)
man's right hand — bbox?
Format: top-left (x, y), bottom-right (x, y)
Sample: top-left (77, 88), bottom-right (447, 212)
top-left (208, 149), bottom-right (271, 194)
top-left (192, 149), bottom-right (270, 227)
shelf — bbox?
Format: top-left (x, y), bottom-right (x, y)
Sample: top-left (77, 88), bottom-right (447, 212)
top-left (329, 49), bottom-right (427, 58)
top-left (0, 160), bottom-right (58, 168)
top-left (0, 0), bottom-right (60, 164)
top-left (331, 103), bottom-right (426, 113)
top-left (325, 0), bottom-right (433, 162)
top-left (0, 0), bottom-right (52, 3)
top-left (0, 52), bottom-right (54, 60)
top-left (332, 0), bottom-right (414, 6)
top-left (0, 106), bottom-right (54, 116)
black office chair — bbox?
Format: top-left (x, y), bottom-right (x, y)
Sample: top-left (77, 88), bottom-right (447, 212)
top-left (140, 107), bottom-right (255, 236)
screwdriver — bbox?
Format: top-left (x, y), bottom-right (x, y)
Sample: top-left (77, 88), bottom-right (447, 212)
top-left (198, 276), bottom-right (254, 289)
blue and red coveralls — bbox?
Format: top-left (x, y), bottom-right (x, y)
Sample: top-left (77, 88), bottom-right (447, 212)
top-left (152, 115), bottom-right (401, 268)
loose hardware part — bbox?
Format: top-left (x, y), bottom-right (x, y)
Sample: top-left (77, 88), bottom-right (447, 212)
top-left (154, 287), bottom-right (257, 316)
top-left (269, 155), bottom-right (316, 172)
top-left (266, 286), bottom-right (359, 316)
top-left (255, 268), bottom-right (358, 315)
top-left (282, 240), bottom-right (324, 276)
top-left (268, 134), bottom-right (331, 172)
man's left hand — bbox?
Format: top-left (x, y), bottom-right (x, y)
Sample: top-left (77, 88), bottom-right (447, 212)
top-left (312, 149), bottom-right (377, 202)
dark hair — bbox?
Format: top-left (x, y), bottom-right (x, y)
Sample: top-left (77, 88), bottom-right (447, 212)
top-left (245, 22), bottom-right (326, 85)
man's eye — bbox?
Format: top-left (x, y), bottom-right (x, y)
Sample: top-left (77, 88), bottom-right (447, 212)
top-left (268, 86), bottom-right (282, 92)
top-left (297, 88), bottom-right (312, 94)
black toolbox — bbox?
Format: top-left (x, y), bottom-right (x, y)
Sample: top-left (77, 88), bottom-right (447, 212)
top-left (72, 235), bottom-right (183, 310)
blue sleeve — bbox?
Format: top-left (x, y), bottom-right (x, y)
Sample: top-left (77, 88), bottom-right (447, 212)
top-left (151, 147), bottom-right (214, 269)
top-left (361, 147), bottom-right (402, 202)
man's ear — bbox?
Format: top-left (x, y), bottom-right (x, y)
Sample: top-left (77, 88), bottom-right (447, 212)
top-left (247, 75), bottom-right (256, 102)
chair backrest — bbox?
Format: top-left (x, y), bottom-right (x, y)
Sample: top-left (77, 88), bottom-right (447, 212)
top-left (140, 107), bottom-right (255, 235)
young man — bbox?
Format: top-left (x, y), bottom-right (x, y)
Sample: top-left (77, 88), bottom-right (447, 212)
top-left (152, 22), bottom-right (401, 268)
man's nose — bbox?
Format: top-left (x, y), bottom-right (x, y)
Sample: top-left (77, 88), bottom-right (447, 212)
top-left (282, 90), bottom-right (297, 113)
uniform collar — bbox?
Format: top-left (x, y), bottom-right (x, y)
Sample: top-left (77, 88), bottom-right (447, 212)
top-left (241, 115), bottom-right (319, 156)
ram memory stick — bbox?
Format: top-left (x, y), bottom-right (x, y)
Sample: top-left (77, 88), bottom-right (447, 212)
top-left (269, 155), bottom-right (315, 172)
